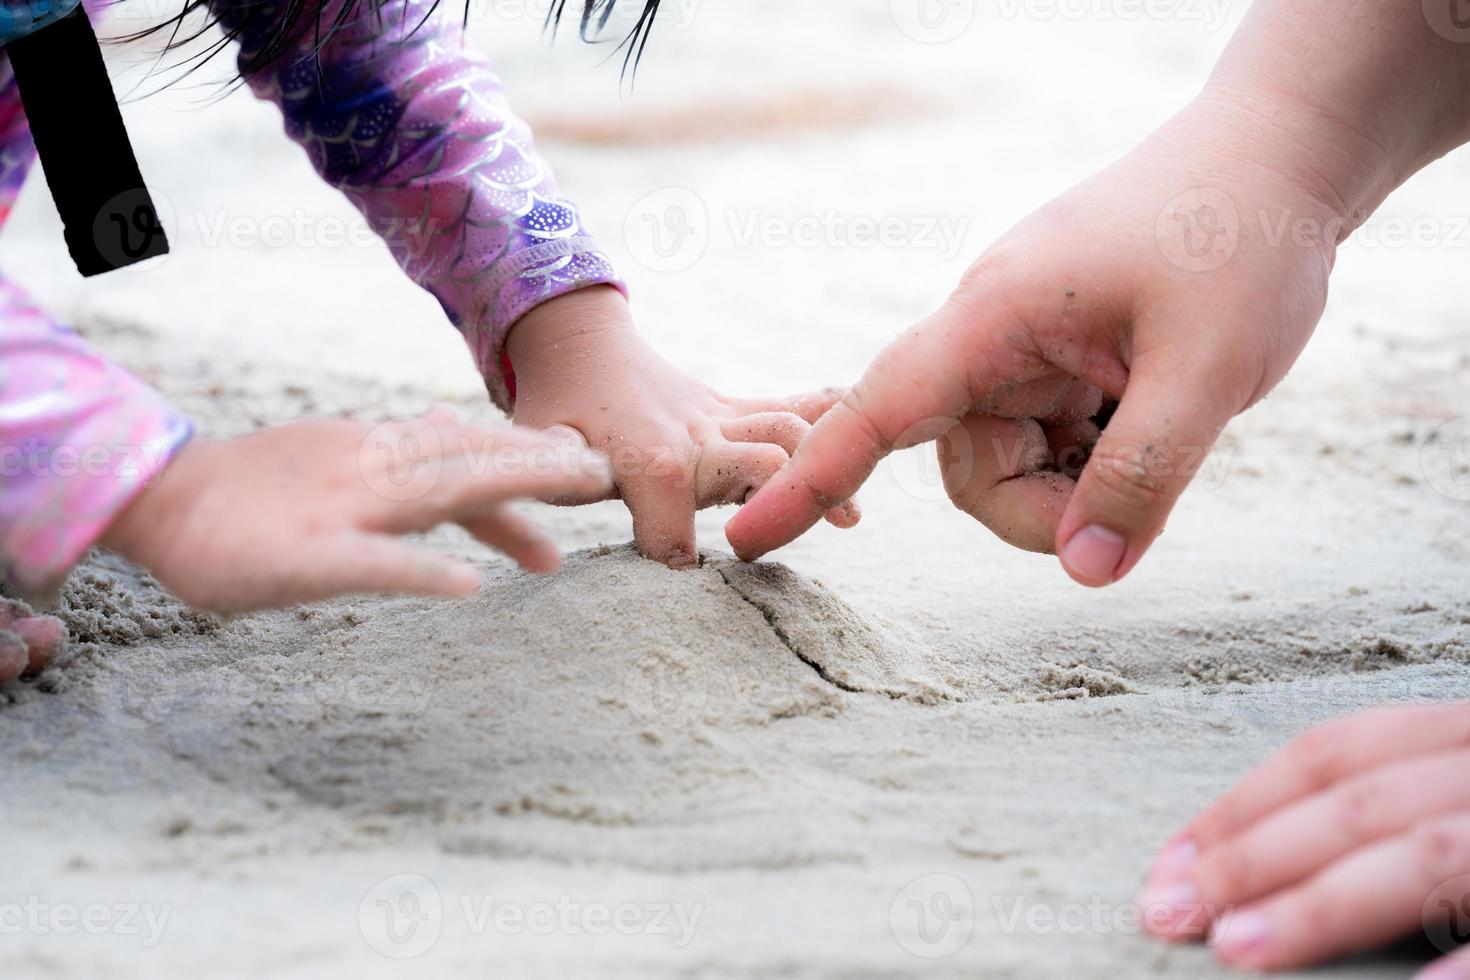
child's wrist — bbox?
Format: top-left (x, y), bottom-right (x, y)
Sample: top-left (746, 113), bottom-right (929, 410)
top-left (99, 438), bottom-right (215, 566)
top-left (505, 285), bottom-right (633, 371)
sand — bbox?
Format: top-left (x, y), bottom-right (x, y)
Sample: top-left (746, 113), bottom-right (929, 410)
top-left (3, 1), bottom-right (1470, 976)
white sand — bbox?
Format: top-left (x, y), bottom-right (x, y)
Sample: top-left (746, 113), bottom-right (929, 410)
top-left (3, 1), bottom-right (1470, 976)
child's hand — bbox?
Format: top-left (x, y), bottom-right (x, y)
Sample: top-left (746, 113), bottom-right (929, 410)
top-left (1140, 702), bottom-right (1470, 972)
top-left (0, 601), bottom-right (65, 684)
top-left (506, 286), bottom-right (857, 568)
top-left (100, 412), bottom-right (612, 612)
top-left (729, 90), bottom-right (1359, 583)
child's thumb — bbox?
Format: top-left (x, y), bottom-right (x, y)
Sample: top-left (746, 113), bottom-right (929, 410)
top-left (1055, 350), bottom-right (1238, 587)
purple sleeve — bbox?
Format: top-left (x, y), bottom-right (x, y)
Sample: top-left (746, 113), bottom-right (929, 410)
top-left (0, 58), bottom-right (193, 603)
top-left (220, 0), bottom-right (626, 410)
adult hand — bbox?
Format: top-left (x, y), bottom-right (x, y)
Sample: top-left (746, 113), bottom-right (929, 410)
top-left (728, 89), bottom-right (1354, 585)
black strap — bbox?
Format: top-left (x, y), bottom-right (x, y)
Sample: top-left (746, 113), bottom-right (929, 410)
top-left (6, 5), bottom-right (169, 276)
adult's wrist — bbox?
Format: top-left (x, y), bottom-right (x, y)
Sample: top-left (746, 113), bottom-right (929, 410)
top-left (1194, 0), bottom-right (1470, 233)
top-left (1187, 83), bottom-right (1393, 238)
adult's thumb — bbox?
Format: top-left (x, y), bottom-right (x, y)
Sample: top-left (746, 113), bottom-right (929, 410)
top-left (1056, 352), bottom-right (1237, 587)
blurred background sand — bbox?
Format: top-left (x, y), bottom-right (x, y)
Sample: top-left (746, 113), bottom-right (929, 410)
top-left (2, 1), bottom-right (1469, 976)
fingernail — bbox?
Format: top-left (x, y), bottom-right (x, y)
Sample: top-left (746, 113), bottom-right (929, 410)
top-left (1139, 880), bottom-right (1199, 934)
top-left (1209, 910), bottom-right (1271, 963)
top-left (1148, 840), bottom-right (1197, 886)
top-left (1061, 525), bottom-right (1127, 585)
top-left (724, 516), bottom-right (750, 548)
top-left (824, 499), bottom-right (861, 529)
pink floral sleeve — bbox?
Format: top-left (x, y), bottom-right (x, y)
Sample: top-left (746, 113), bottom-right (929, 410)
top-left (0, 0), bottom-right (609, 600)
top-left (0, 58), bottom-right (192, 603)
top-left (221, 0), bottom-right (627, 410)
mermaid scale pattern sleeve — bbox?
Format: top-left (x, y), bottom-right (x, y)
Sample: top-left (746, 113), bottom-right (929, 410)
top-left (222, 0), bottom-right (626, 410)
top-left (0, 58), bottom-right (192, 603)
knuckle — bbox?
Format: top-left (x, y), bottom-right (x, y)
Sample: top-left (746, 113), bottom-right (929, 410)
top-left (956, 251), bottom-right (1013, 295)
top-left (1440, 702), bottom-right (1470, 748)
top-left (1412, 822), bottom-right (1470, 887)
top-left (1294, 890), bottom-right (1336, 939)
top-left (1329, 782), bottom-right (1382, 840)
top-left (795, 387), bottom-right (846, 422)
top-left (940, 466), bottom-right (984, 516)
top-left (1084, 441), bottom-right (1172, 513)
top-left (1203, 333), bottom-right (1274, 413)
top-left (1189, 795), bottom-right (1245, 851)
top-left (1047, 380), bottom-right (1105, 424)
top-left (641, 466), bottom-right (692, 493)
top-left (1186, 814), bottom-right (1223, 852)
top-left (1012, 418), bottom-right (1052, 474)
top-left (713, 446), bottom-right (788, 500)
top-left (773, 414), bottom-right (810, 444)
top-left (834, 388), bottom-right (892, 454)
top-left (753, 443), bottom-right (792, 473)
top-left (631, 439), bottom-right (697, 490)
top-left (1286, 727), bottom-right (1343, 792)
top-left (1199, 844), bottom-right (1255, 901)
